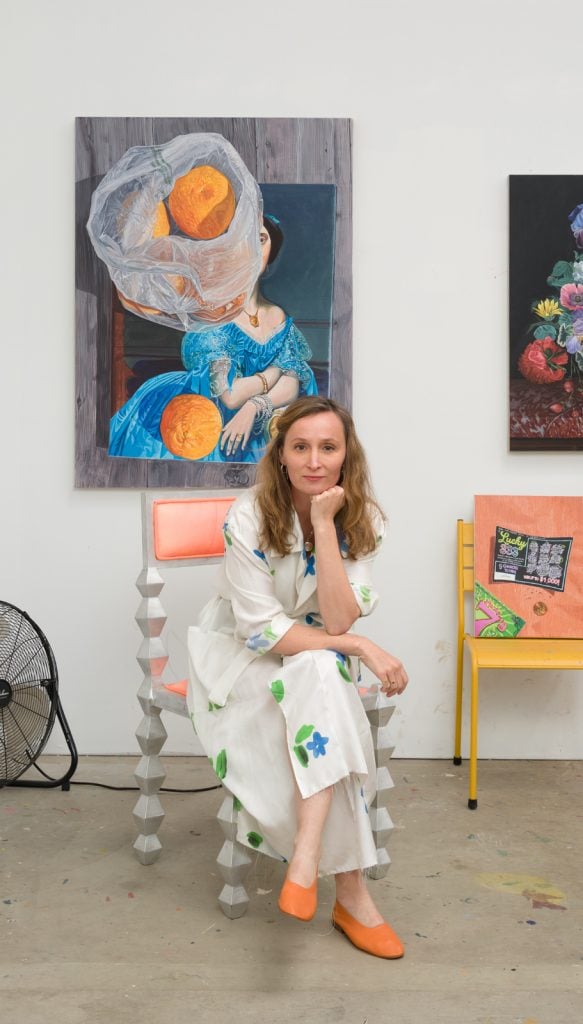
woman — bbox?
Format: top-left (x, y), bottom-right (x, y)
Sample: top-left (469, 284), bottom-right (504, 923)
top-left (109, 217), bottom-right (317, 462)
top-left (187, 396), bottom-right (409, 958)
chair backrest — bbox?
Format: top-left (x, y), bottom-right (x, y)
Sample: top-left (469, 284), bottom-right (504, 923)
top-left (141, 491), bottom-right (237, 571)
top-left (457, 520), bottom-right (474, 636)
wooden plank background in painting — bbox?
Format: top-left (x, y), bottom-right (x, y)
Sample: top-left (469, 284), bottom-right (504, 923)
top-left (75, 117), bottom-right (352, 488)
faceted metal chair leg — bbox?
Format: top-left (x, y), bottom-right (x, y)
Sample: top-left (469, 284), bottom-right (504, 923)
top-left (216, 794), bottom-right (253, 918)
top-left (362, 692), bottom-right (396, 880)
top-left (133, 568), bottom-right (169, 864)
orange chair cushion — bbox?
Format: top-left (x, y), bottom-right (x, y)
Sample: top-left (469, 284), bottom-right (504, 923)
top-left (163, 679), bottom-right (188, 696)
top-left (153, 497), bottom-right (235, 561)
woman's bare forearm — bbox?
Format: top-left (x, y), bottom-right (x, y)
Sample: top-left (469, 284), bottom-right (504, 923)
top-left (271, 623), bottom-right (365, 658)
top-left (313, 521), bottom-right (360, 634)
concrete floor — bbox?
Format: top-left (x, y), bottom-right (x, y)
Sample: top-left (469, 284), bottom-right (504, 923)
top-left (1, 756), bottom-right (582, 1024)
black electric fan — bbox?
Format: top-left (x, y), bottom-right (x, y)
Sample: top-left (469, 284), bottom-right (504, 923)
top-left (0, 601), bottom-right (78, 789)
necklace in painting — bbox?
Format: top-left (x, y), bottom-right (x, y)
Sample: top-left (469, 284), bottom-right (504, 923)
top-left (243, 308), bottom-right (260, 327)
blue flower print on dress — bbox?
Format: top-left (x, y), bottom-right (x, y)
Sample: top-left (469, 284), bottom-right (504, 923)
top-left (332, 650), bottom-right (352, 683)
top-left (302, 548), bottom-right (316, 577)
top-left (246, 624), bottom-right (278, 654)
top-left (360, 785), bottom-right (369, 814)
top-left (222, 521), bottom-right (233, 547)
top-left (306, 732), bottom-right (329, 758)
top-left (305, 613), bottom-right (323, 627)
top-left (253, 547), bottom-right (275, 575)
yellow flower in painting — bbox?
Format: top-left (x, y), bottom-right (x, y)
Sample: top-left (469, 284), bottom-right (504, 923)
top-left (534, 298), bottom-right (561, 319)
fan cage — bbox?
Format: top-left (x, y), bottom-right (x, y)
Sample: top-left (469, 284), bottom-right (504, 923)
top-left (0, 601), bottom-right (59, 784)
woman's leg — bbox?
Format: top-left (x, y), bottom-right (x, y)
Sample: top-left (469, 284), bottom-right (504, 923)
top-left (334, 869), bottom-right (385, 926)
top-left (285, 784), bottom-right (333, 886)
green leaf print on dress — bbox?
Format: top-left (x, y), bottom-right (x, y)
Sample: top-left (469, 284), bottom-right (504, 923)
top-left (336, 659), bottom-right (352, 683)
top-left (246, 831), bottom-right (263, 848)
top-left (294, 724), bottom-right (315, 744)
top-left (293, 744), bottom-right (310, 767)
top-left (270, 679), bottom-right (285, 703)
top-left (214, 749), bottom-right (228, 780)
top-left (293, 724), bottom-right (314, 767)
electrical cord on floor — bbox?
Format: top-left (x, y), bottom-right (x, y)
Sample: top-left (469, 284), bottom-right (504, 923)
top-left (31, 762), bottom-right (222, 794)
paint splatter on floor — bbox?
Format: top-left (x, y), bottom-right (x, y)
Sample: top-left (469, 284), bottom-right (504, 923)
top-left (475, 873), bottom-right (566, 910)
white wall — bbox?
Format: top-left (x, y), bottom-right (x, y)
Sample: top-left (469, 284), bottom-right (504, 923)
top-left (2, 0), bottom-right (582, 760)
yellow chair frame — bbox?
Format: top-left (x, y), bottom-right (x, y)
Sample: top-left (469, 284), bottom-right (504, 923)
top-left (454, 519), bottom-right (583, 809)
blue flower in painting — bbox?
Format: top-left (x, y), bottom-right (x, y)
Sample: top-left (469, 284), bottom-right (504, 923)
top-left (566, 335), bottom-right (582, 355)
top-left (246, 633), bottom-right (271, 652)
top-left (338, 533), bottom-right (349, 557)
top-left (569, 203), bottom-right (583, 237)
top-left (253, 548), bottom-right (268, 564)
top-left (306, 732), bottom-right (329, 758)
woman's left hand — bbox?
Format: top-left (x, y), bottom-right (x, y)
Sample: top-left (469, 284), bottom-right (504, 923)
top-left (220, 401), bottom-right (257, 456)
top-left (310, 486), bottom-right (345, 526)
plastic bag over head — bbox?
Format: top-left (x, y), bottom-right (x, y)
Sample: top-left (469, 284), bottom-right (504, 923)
top-left (86, 132), bottom-right (263, 332)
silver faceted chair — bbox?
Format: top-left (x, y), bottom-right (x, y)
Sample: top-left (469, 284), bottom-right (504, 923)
top-left (133, 491), bottom-right (397, 918)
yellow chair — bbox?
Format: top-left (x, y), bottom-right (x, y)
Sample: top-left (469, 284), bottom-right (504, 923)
top-left (454, 519), bottom-right (583, 809)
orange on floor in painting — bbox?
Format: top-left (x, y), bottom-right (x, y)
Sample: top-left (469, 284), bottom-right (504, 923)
top-left (160, 394), bottom-right (222, 460)
top-left (168, 165), bottom-right (235, 239)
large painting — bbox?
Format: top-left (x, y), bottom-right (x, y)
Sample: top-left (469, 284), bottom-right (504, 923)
top-left (509, 175), bottom-right (583, 451)
top-left (75, 117), bottom-right (352, 488)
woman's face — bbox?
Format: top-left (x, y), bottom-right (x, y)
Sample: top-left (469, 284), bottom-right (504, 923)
top-left (281, 411), bottom-right (346, 499)
top-left (260, 226), bottom-right (272, 274)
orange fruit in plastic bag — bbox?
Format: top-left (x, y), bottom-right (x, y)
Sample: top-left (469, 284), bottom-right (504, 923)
top-left (168, 166), bottom-right (235, 239)
top-left (117, 290), bottom-right (163, 317)
top-left (152, 201), bottom-right (170, 237)
top-left (195, 292), bottom-right (246, 322)
top-left (160, 394), bottom-right (222, 459)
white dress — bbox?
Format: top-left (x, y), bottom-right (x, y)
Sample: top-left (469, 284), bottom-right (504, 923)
top-left (187, 487), bottom-right (384, 876)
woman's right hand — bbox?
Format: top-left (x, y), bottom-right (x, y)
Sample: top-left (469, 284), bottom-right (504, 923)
top-left (357, 638), bottom-right (409, 696)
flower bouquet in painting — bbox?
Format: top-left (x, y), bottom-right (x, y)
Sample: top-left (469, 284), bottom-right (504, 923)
top-left (510, 199), bottom-right (583, 447)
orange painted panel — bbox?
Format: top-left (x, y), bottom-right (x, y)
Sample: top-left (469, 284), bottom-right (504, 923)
top-left (474, 495), bottom-right (583, 638)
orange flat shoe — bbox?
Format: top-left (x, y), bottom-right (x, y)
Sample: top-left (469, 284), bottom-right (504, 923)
top-left (332, 900), bottom-right (404, 959)
top-left (278, 877), bottom-right (318, 921)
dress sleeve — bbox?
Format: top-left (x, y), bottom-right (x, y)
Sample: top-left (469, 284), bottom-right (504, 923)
top-left (342, 516), bottom-right (386, 617)
top-left (223, 500), bottom-right (296, 653)
top-left (181, 327), bottom-right (237, 375)
top-left (272, 323), bottom-right (314, 389)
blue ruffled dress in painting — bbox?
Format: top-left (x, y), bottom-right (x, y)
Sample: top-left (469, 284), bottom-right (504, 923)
top-left (108, 317), bottom-right (318, 462)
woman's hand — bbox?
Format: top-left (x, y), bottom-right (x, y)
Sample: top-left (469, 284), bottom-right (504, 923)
top-left (220, 401), bottom-right (257, 456)
top-left (310, 486), bottom-right (346, 528)
top-left (358, 638), bottom-right (409, 696)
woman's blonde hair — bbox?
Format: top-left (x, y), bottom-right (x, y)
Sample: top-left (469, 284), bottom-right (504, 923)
top-left (256, 396), bottom-right (385, 558)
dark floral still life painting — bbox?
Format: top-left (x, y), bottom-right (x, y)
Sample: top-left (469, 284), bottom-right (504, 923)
top-left (510, 176), bottom-right (583, 450)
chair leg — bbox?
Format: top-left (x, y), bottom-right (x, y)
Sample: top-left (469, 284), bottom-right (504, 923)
top-left (362, 691), bottom-right (396, 880)
top-left (468, 660), bottom-right (479, 810)
top-left (133, 567), bottom-right (169, 864)
top-left (453, 636), bottom-right (464, 765)
top-left (216, 794), bottom-right (252, 919)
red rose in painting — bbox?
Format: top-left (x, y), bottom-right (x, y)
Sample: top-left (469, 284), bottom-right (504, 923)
top-left (518, 337), bottom-right (569, 384)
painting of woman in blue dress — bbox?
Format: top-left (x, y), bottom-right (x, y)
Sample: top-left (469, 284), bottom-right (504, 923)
top-left (109, 215), bottom-right (318, 462)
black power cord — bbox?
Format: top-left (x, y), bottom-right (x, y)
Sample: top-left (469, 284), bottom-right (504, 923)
top-left (31, 761), bottom-right (222, 794)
